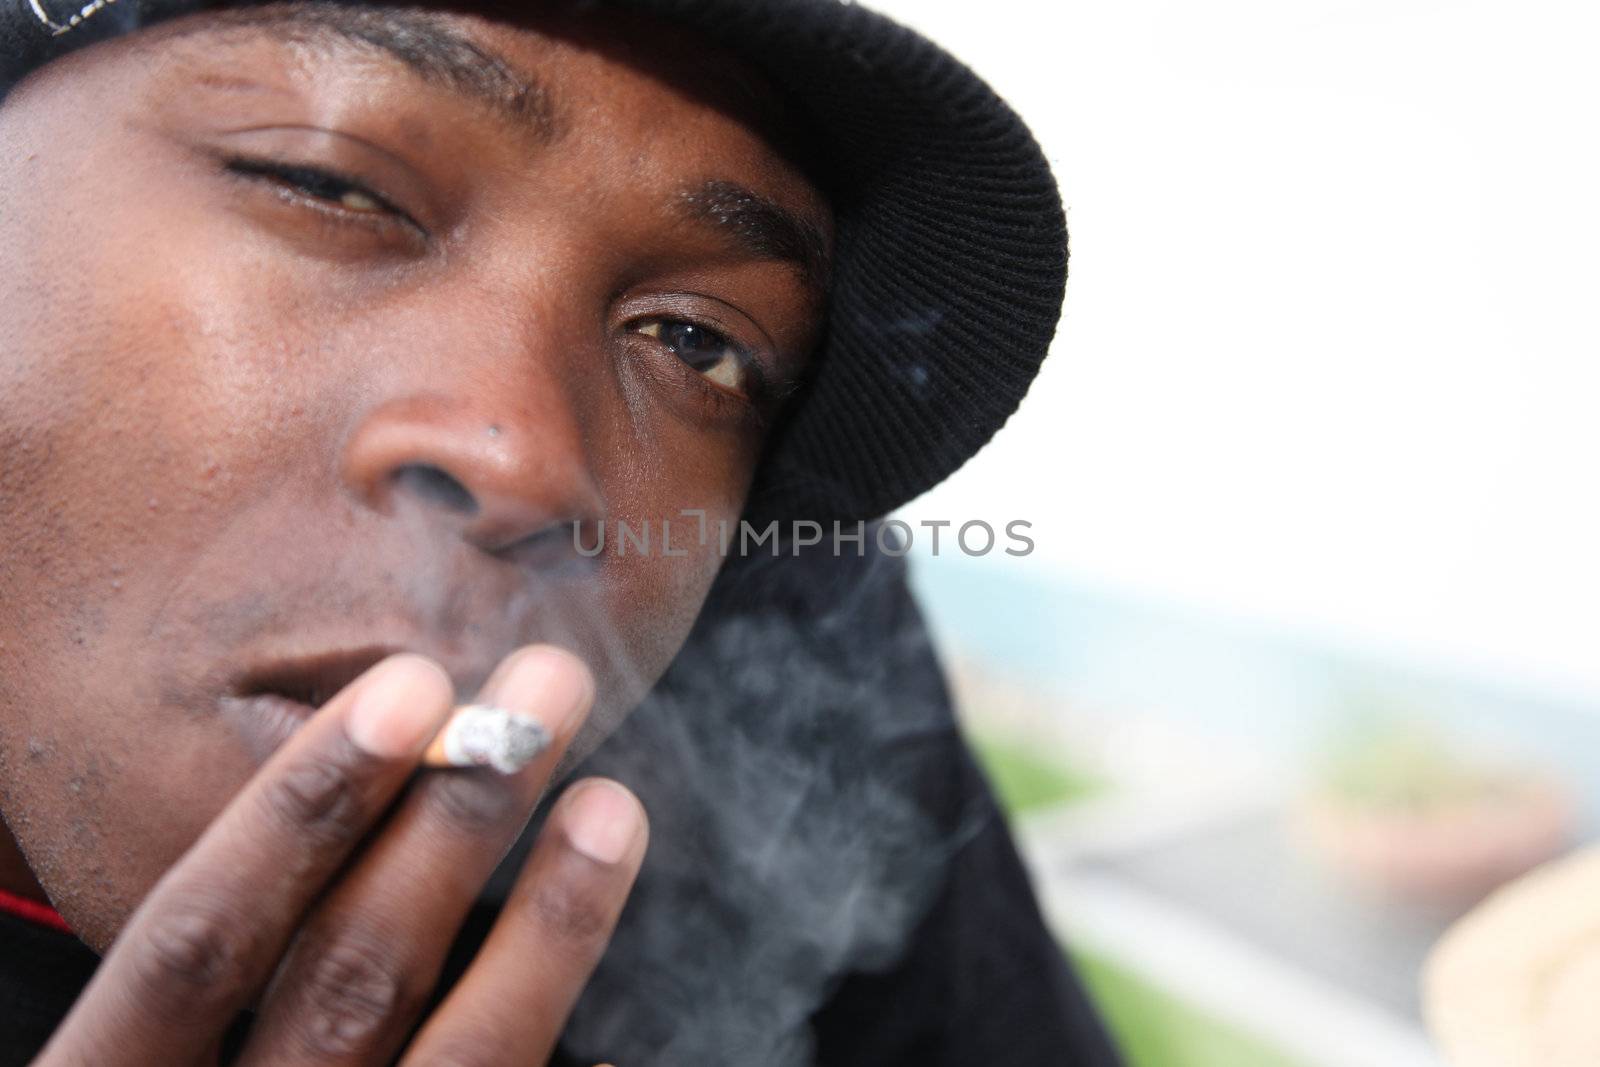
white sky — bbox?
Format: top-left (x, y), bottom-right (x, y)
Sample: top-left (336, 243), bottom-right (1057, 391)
top-left (878, 0), bottom-right (1600, 702)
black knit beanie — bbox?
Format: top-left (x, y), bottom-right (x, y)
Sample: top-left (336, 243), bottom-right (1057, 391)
top-left (1, 0), bottom-right (1068, 522)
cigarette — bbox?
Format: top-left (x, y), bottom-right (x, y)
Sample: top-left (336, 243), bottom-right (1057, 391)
top-left (422, 704), bottom-right (552, 775)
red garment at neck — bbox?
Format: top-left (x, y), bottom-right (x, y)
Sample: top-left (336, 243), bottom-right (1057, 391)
top-left (0, 887), bottom-right (71, 934)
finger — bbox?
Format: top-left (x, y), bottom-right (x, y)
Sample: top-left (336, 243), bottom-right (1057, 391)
top-left (36, 654), bottom-right (455, 1067)
top-left (237, 645), bottom-right (594, 1066)
top-left (397, 778), bottom-right (647, 1066)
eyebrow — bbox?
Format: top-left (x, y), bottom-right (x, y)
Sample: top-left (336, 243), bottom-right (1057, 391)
top-left (679, 180), bottom-right (832, 291)
top-left (179, 4), bottom-right (829, 286)
top-left (176, 2), bottom-right (561, 140)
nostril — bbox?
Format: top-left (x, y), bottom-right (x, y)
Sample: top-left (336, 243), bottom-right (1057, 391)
top-left (391, 464), bottom-right (479, 517)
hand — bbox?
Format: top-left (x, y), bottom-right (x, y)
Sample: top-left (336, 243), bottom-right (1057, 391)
top-left (36, 647), bottom-right (647, 1066)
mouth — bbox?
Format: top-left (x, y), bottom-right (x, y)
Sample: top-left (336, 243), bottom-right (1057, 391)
top-left (237, 645), bottom-right (403, 711)
top-left (220, 645), bottom-right (407, 762)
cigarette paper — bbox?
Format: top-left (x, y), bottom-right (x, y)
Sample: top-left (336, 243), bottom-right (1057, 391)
top-left (423, 704), bottom-right (551, 775)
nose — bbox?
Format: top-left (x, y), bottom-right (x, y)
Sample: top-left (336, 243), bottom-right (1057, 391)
top-left (340, 391), bottom-right (605, 558)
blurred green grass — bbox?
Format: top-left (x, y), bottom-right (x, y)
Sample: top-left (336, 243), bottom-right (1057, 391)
top-left (1072, 950), bottom-right (1309, 1067)
top-left (969, 733), bottom-right (1309, 1067)
top-left (970, 733), bottom-right (1106, 813)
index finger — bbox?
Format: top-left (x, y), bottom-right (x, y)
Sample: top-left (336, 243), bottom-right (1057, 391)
top-left (35, 653), bottom-right (455, 1067)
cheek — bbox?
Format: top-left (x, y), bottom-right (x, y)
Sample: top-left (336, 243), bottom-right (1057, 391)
top-left (0, 143), bottom-right (310, 915)
top-left (0, 188), bottom-right (280, 651)
top-left (578, 494), bottom-right (751, 753)
top-left (582, 369), bottom-right (768, 655)
top-left (0, 204), bottom-right (169, 701)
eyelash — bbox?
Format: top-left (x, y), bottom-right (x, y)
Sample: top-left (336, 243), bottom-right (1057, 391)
top-left (223, 156), bottom-right (425, 237)
top-left (626, 317), bottom-right (773, 421)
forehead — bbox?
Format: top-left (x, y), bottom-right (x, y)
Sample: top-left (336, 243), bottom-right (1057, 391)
top-left (135, 6), bottom-right (810, 175)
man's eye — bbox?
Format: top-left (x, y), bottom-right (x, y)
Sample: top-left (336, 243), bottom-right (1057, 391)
top-left (225, 158), bottom-right (396, 217)
top-left (632, 318), bottom-right (753, 394)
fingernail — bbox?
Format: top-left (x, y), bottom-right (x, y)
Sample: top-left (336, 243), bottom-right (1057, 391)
top-left (564, 780), bottom-right (643, 866)
top-left (483, 646), bottom-right (593, 739)
top-left (346, 655), bottom-right (452, 758)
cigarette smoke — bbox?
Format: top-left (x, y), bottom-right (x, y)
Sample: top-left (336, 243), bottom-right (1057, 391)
top-left (379, 459), bottom-right (983, 1062)
top-left (494, 524), bottom-right (987, 1066)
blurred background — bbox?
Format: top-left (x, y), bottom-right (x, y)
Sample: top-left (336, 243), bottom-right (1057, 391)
top-left (868, 0), bottom-right (1600, 1064)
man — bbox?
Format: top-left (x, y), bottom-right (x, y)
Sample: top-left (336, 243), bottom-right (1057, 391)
top-left (0, 1), bottom-right (1121, 1063)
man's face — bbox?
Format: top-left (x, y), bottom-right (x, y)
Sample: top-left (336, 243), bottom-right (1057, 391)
top-left (0, 3), bottom-right (829, 948)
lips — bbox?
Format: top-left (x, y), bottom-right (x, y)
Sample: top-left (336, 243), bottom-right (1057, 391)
top-left (237, 645), bottom-right (403, 711)
top-left (219, 645), bottom-right (407, 763)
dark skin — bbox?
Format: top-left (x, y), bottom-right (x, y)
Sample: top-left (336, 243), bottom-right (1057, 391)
top-left (0, 3), bottom-right (830, 1061)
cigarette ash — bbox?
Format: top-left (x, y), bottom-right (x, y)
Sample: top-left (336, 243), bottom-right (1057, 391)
top-left (439, 704), bottom-right (550, 775)
top-left (544, 528), bottom-right (989, 1066)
